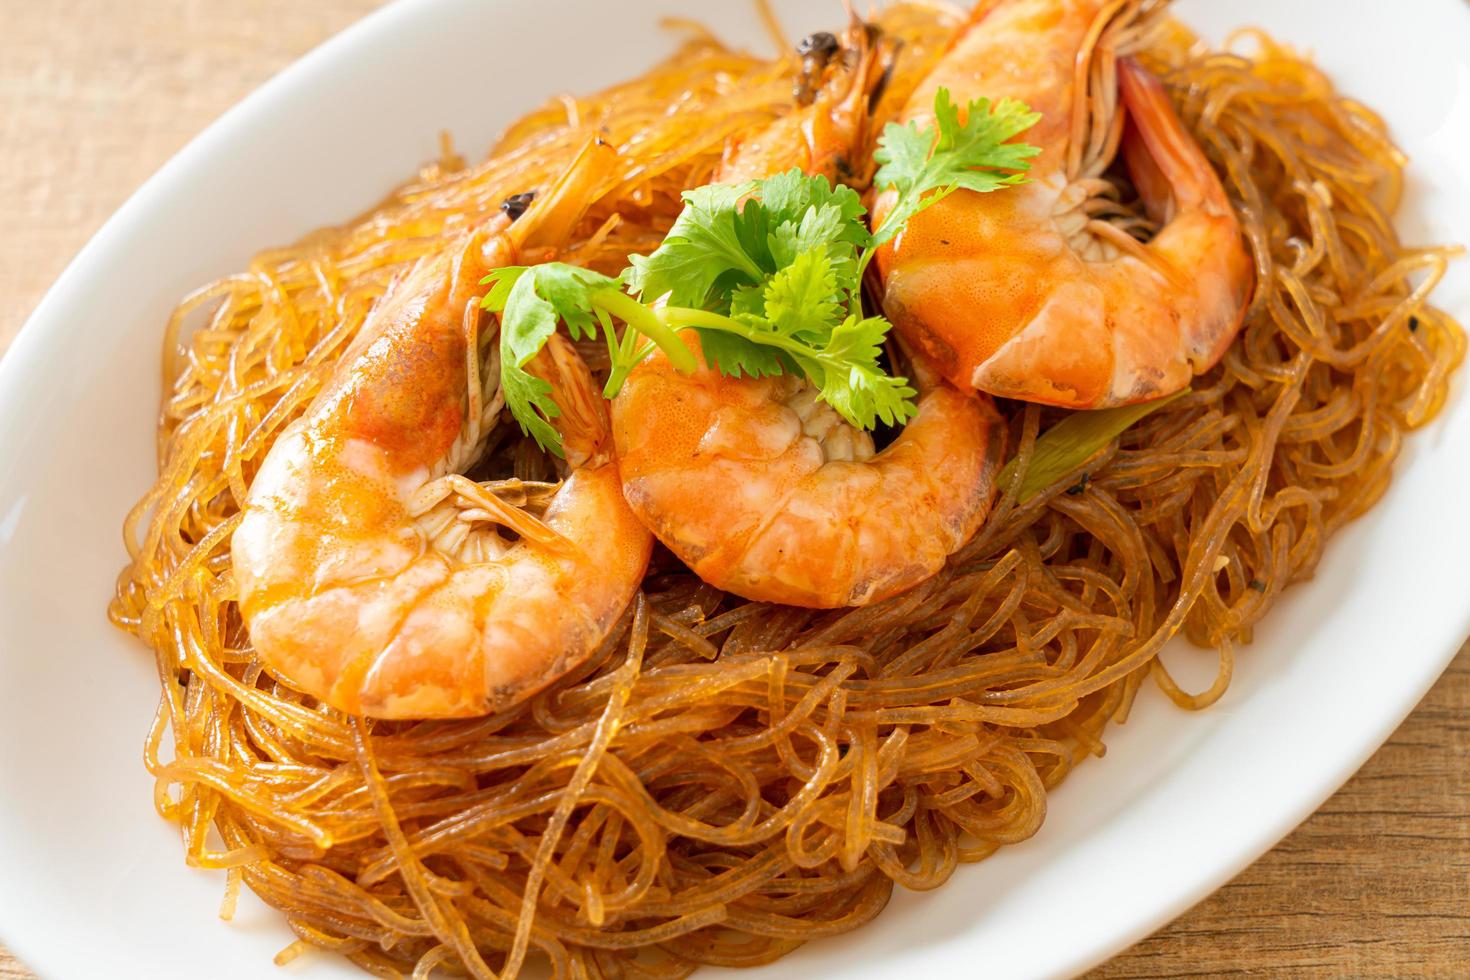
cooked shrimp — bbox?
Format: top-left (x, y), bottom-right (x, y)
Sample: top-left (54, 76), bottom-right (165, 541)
top-left (874, 0), bottom-right (1254, 408)
top-left (611, 23), bottom-right (1003, 608)
top-left (232, 142), bottom-right (652, 719)
top-left (717, 15), bottom-right (895, 185)
top-left (614, 334), bottom-right (1003, 607)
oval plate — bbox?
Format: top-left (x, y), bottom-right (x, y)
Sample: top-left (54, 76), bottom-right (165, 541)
top-left (0, 1), bottom-right (1466, 977)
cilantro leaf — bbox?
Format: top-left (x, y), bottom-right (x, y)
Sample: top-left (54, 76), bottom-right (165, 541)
top-left (482, 89), bottom-right (1038, 451)
top-left (483, 264), bottom-right (618, 344)
top-left (762, 249), bottom-right (842, 341)
top-left (499, 363), bottom-right (563, 458)
top-left (664, 251), bottom-right (913, 431)
top-left (625, 181), bottom-right (759, 308)
top-left (728, 283), bottom-right (767, 320)
top-left (822, 312), bottom-right (888, 368)
top-left (871, 87), bottom-right (1041, 246)
top-left (930, 88), bottom-right (1043, 187)
top-left (758, 170), bottom-right (867, 242)
top-left (694, 247), bottom-right (843, 382)
top-left (812, 315), bottom-right (917, 430)
top-left (696, 331), bottom-right (789, 379)
top-left (481, 264), bottom-right (620, 456)
top-left (626, 170), bottom-right (867, 312)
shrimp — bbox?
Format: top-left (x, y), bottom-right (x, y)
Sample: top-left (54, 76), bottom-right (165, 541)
top-left (614, 336), bottom-right (1003, 607)
top-left (611, 19), bottom-right (1004, 608)
top-left (231, 142), bottom-right (653, 719)
top-left (873, 0), bottom-right (1254, 408)
top-left (717, 16), bottom-right (894, 185)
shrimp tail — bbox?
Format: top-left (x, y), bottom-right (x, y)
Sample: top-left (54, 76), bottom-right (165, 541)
top-left (1118, 56), bottom-right (1223, 222)
top-left (491, 135), bottom-right (621, 467)
top-left (504, 136), bottom-right (619, 258)
top-left (529, 333), bottom-right (612, 467)
top-left (724, 12), bottom-right (891, 184)
top-left (1119, 56), bottom-right (1254, 356)
top-left (836, 10), bottom-right (879, 105)
top-left (853, 14), bottom-right (903, 133)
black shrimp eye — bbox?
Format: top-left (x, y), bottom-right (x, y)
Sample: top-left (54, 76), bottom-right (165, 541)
top-left (796, 31), bottom-right (839, 59)
top-left (500, 191), bottom-right (536, 221)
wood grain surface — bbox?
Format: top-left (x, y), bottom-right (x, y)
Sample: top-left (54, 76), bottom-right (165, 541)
top-left (1, 2), bottom-right (1466, 977)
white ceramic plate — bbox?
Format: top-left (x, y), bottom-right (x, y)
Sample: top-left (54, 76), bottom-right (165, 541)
top-left (0, 1), bottom-right (1466, 977)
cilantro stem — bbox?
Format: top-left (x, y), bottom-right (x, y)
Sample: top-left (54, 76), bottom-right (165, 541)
top-left (594, 306), bottom-right (619, 377)
top-left (594, 289), bottom-right (698, 375)
top-left (658, 307), bottom-right (829, 371)
top-left (489, 89), bottom-right (1039, 447)
top-left (657, 307), bottom-right (745, 332)
top-left (855, 245), bottom-right (880, 292)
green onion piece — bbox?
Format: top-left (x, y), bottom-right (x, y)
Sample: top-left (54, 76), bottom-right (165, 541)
top-left (1000, 390), bottom-right (1187, 503)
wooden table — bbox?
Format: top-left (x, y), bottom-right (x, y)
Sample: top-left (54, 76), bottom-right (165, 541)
top-left (1, 2), bottom-right (1466, 976)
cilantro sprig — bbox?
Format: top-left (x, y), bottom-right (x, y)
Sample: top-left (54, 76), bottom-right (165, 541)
top-left (869, 90), bottom-right (1041, 249)
top-left (483, 88), bottom-right (1040, 457)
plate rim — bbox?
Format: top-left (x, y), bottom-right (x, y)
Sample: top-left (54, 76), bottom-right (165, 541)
top-left (1, 0), bottom-right (1467, 977)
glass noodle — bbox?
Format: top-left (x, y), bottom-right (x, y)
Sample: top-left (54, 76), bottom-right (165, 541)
top-left (110, 4), bottom-right (1463, 977)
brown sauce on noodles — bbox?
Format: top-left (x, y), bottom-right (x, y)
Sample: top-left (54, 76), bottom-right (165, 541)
top-left (110, 7), bottom-right (1464, 977)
